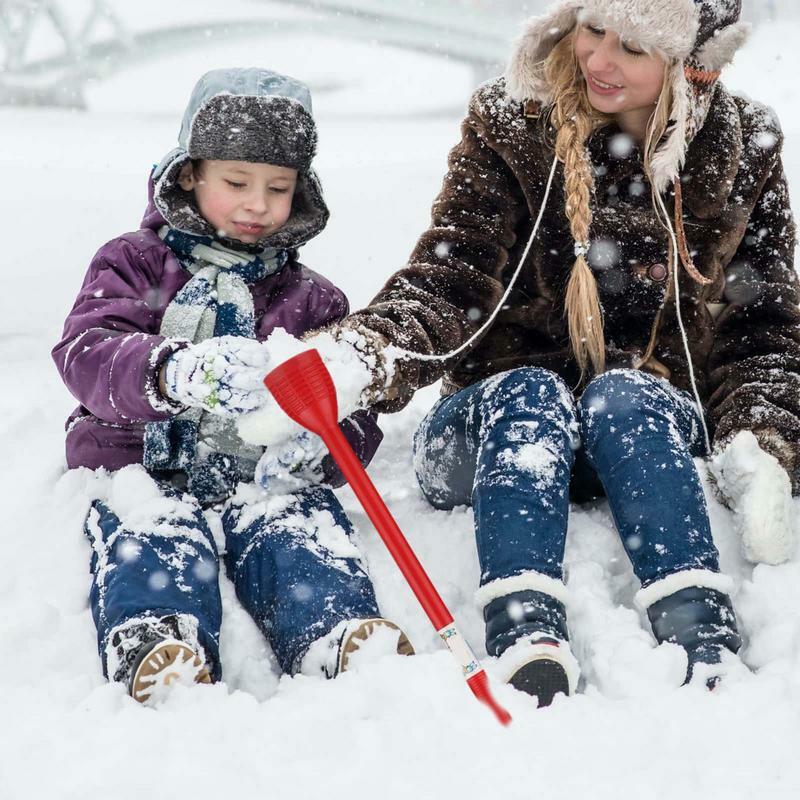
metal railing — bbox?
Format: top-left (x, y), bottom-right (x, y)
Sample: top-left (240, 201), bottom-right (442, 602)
top-left (0, 0), bottom-right (523, 108)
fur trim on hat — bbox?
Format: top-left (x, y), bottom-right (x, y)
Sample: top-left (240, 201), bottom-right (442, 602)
top-left (504, 2), bottom-right (750, 193)
top-left (187, 93), bottom-right (317, 171)
top-left (649, 60), bottom-right (691, 193)
top-left (576, 0), bottom-right (699, 60)
top-left (506, 0), bottom-right (583, 105)
top-left (152, 150), bottom-right (329, 251)
top-left (150, 68), bottom-right (328, 251)
top-left (505, 0), bottom-right (699, 104)
top-left (695, 21), bottom-right (750, 71)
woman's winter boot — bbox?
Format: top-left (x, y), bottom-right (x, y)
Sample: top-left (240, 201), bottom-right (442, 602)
top-left (484, 590), bottom-right (579, 707)
top-left (645, 586), bottom-right (743, 687)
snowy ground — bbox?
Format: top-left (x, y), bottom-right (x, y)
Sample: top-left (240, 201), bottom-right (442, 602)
top-left (2, 12), bottom-right (800, 800)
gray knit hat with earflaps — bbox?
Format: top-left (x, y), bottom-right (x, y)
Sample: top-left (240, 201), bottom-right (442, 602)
top-left (152, 67), bottom-right (329, 251)
top-left (504, 0), bottom-right (750, 193)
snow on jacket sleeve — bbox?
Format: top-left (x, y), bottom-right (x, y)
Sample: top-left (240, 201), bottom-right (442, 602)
top-left (708, 150), bottom-right (800, 490)
top-left (303, 266), bottom-right (384, 485)
top-left (52, 238), bottom-right (184, 424)
top-left (345, 85), bottom-right (528, 412)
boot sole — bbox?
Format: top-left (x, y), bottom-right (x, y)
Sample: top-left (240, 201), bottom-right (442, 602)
top-left (338, 619), bottom-right (415, 675)
top-left (129, 639), bottom-right (211, 705)
top-left (508, 657), bottom-right (570, 708)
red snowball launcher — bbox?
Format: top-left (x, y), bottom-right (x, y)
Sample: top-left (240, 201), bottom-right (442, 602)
top-left (264, 349), bottom-right (512, 726)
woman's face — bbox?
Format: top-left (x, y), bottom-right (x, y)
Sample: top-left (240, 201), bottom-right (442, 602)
top-left (574, 23), bottom-right (666, 116)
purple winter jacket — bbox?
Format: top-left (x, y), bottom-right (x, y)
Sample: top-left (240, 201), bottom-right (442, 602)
top-left (52, 180), bottom-right (383, 488)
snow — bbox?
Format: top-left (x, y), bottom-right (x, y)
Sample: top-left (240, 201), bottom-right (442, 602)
top-left (499, 441), bottom-right (560, 490)
top-left (2, 10), bottom-right (800, 800)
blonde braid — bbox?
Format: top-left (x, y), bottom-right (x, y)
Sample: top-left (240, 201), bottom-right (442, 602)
top-left (545, 33), bottom-right (607, 377)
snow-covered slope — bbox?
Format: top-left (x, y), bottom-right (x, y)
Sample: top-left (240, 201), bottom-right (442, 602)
top-left (1, 17), bottom-right (800, 800)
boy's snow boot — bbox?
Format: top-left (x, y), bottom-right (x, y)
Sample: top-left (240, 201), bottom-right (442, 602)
top-left (336, 618), bottom-right (415, 675)
top-left (129, 638), bottom-right (212, 704)
top-left (300, 617), bottom-right (414, 678)
top-left (646, 586), bottom-right (743, 688)
top-left (107, 614), bottom-right (212, 705)
top-left (485, 590), bottom-right (579, 707)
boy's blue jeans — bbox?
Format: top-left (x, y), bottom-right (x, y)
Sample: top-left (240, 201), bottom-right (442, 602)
top-left (85, 482), bottom-right (380, 679)
top-left (413, 367), bottom-right (720, 592)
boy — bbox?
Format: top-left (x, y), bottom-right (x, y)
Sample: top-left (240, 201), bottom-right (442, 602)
top-left (53, 68), bottom-right (412, 704)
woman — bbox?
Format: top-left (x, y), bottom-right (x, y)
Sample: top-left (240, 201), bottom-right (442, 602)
top-left (249, 0), bottom-right (800, 706)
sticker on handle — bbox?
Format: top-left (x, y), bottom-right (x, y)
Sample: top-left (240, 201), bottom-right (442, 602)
top-left (438, 623), bottom-right (481, 677)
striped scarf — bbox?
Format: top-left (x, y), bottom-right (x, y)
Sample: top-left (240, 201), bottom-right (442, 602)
top-left (143, 227), bottom-right (288, 504)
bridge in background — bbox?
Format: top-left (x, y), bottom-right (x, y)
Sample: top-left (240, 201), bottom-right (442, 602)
top-left (0, 0), bottom-right (525, 108)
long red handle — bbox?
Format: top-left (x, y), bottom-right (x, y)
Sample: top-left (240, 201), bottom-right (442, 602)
top-left (320, 420), bottom-right (453, 629)
top-left (321, 422), bottom-right (511, 726)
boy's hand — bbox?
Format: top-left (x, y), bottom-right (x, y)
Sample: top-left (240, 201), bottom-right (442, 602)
top-left (162, 335), bottom-right (271, 416)
top-left (254, 431), bottom-right (327, 494)
top-left (709, 430), bottom-right (797, 565)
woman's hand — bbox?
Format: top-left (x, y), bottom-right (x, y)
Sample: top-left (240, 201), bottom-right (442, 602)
top-left (237, 325), bottom-right (390, 446)
top-left (709, 430), bottom-right (797, 565)
top-left (161, 335), bottom-right (271, 416)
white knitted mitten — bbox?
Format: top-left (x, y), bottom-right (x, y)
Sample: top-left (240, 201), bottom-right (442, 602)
top-left (164, 335), bottom-right (270, 416)
top-left (710, 431), bottom-right (797, 565)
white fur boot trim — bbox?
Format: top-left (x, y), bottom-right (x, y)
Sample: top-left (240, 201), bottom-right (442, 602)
top-left (475, 572), bottom-right (569, 609)
top-left (493, 634), bottom-right (580, 695)
top-left (635, 569), bottom-right (734, 611)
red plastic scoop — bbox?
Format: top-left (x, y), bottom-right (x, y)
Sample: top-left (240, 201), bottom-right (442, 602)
top-left (264, 349), bottom-right (512, 726)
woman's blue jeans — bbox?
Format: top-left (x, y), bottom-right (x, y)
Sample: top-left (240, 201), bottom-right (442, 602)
top-left (413, 367), bottom-right (720, 592)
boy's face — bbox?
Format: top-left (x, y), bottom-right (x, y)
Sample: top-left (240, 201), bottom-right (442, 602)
top-left (178, 160), bottom-right (298, 244)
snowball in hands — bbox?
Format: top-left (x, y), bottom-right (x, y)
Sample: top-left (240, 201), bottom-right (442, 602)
top-left (237, 327), bottom-right (374, 446)
top-left (164, 335), bottom-right (271, 416)
top-left (710, 430), bottom-right (797, 565)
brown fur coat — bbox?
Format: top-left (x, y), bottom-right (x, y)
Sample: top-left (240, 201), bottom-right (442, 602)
top-left (347, 78), bottom-right (800, 490)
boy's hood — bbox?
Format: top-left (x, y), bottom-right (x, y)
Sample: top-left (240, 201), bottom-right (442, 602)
top-left (150, 68), bottom-right (329, 252)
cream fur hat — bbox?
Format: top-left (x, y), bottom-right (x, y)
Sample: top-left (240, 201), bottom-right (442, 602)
top-left (505, 0), bottom-right (750, 192)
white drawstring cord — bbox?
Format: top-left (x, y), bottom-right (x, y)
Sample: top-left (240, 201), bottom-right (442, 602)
top-left (654, 188), bottom-right (713, 454)
top-left (378, 150), bottom-right (712, 455)
top-left (387, 152), bottom-right (561, 364)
